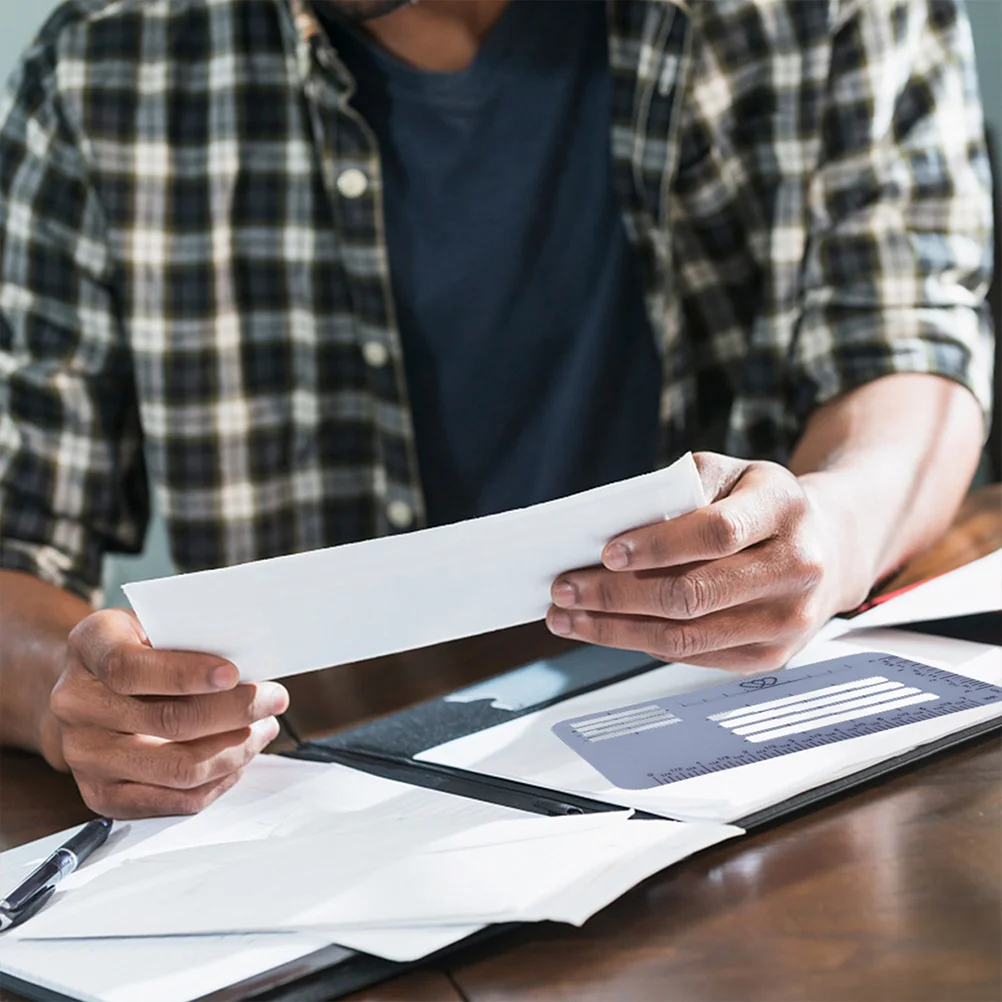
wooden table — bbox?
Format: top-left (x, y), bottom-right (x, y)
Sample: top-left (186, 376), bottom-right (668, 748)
top-left (2, 486), bottom-right (1000, 1002)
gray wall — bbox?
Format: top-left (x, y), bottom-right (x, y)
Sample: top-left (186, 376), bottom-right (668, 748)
top-left (1, 0), bottom-right (1000, 605)
top-left (0, 1), bottom-right (62, 92)
top-left (970, 0), bottom-right (1002, 169)
top-left (0, 0), bottom-right (174, 604)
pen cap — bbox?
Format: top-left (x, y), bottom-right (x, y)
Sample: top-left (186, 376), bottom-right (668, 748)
top-left (0, 885), bottom-right (56, 933)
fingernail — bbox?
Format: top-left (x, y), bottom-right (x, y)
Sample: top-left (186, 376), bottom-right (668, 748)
top-left (603, 542), bottom-right (630, 570)
top-left (548, 610), bottom-right (574, 637)
top-left (266, 685), bottom-right (290, 715)
top-left (255, 716), bottom-right (281, 742)
top-left (552, 581), bottom-right (578, 608)
top-left (210, 664), bottom-right (238, 689)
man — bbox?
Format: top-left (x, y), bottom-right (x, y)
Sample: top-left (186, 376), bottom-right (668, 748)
top-left (0, 0), bottom-right (993, 818)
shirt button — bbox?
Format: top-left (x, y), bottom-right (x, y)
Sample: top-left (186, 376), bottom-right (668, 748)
top-left (336, 167), bottom-right (369, 199)
top-left (386, 500), bottom-right (414, 529)
top-left (362, 341), bottom-right (389, 368)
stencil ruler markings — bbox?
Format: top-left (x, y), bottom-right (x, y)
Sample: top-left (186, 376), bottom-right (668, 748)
top-left (552, 652), bottom-right (1002, 789)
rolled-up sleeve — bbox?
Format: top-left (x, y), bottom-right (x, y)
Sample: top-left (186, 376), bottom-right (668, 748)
top-left (0, 30), bottom-right (147, 604)
top-left (792, 0), bottom-right (994, 428)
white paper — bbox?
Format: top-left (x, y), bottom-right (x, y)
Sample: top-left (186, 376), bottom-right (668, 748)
top-left (124, 455), bottom-right (706, 680)
top-left (416, 629), bottom-right (1002, 824)
top-left (0, 754), bottom-right (528, 998)
top-left (839, 548), bottom-right (1001, 630)
top-left (2, 755), bottom-right (528, 912)
top-left (18, 812), bottom-right (738, 942)
top-left (0, 772), bottom-right (350, 1002)
top-left (0, 934), bottom-right (340, 1002)
top-left (4, 752), bottom-right (738, 977)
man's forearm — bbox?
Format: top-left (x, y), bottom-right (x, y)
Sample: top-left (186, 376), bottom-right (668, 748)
top-left (0, 570), bottom-right (92, 766)
top-left (791, 373), bottom-right (984, 611)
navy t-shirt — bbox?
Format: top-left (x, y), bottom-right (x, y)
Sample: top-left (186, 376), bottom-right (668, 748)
top-left (321, 1), bottom-right (661, 526)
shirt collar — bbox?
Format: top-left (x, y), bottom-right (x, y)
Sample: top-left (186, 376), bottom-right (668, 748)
top-left (287, 0), bottom-right (323, 42)
top-left (287, 0), bottom-right (690, 46)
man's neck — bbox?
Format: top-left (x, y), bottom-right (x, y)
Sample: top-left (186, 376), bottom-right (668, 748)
top-left (358, 0), bottom-right (512, 72)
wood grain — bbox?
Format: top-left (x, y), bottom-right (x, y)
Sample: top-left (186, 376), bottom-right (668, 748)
top-left (345, 970), bottom-right (462, 1001)
top-left (0, 751), bottom-right (93, 852)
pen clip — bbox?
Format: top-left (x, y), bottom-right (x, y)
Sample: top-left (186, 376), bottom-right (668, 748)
top-left (0, 885), bottom-right (56, 933)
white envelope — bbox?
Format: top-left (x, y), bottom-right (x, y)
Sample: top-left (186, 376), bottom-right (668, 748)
top-left (841, 548), bottom-right (1001, 630)
top-left (125, 455), bottom-right (706, 680)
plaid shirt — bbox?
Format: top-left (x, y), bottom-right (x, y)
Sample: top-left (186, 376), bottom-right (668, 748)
top-left (0, 0), bottom-right (994, 604)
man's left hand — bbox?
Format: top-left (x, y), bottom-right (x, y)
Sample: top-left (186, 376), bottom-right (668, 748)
top-left (547, 452), bottom-right (861, 672)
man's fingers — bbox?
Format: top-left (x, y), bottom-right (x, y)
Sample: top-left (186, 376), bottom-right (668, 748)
top-left (95, 644), bottom-right (238, 697)
top-left (69, 609), bottom-right (239, 696)
top-left (130, 683), bottom-right (289, 741)
top-left (645, 642), bottom-right (802, 674)
top-left (546, 601), bottom-right (806, 664)
top-left (554, 540), bottom-right (824, 621)
top-left (601, 461), bottom-right (804, 571)
top-left (57, 609), bottom-right (283, 818)
top-left (65, 717), bottom-right (279, 790)
top-left (53, 676), bottom-right (289, 740)
top-left (78, 771), bottom-right (246, 820)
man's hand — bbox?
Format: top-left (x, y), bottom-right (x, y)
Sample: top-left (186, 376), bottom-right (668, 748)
top-left (546, 452), bottom-right (864, 672)
top-left (46, 609), bottom-right (288, 819)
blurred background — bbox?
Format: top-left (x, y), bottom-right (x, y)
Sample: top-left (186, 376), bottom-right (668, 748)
top-left (1, 0), bottom-right (1000, 605)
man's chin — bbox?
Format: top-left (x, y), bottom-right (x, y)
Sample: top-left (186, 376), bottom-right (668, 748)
top-left (325, 0), bottom-right (411, 22)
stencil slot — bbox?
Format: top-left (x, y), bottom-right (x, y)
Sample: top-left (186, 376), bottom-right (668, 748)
top-left (708, 676), bottom-right (888, 722)
top-left (722, 682), bottom-right (909, 733)
top-left (745, 692), bottom-right (939, 742)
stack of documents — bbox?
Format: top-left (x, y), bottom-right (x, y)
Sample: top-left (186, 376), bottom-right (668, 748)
top-left (1, 757), bottom-right (739, 1002)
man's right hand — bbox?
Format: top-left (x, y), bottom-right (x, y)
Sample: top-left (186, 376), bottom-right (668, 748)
top-left (45, 608), bottom-right (288, 819)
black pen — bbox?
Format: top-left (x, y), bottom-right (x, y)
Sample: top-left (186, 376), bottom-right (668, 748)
top-left (0, 818), bottom-right (113, 932)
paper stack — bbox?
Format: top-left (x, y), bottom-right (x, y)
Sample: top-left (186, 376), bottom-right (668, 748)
top-left (0, 756), bottom-right (740, 1002)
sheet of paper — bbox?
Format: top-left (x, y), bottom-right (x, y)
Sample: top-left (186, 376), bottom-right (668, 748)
top-left (416, 629), bottom-right (1002, 824)
top-left (5, 752), bottom-right (738, 974)
top-left (17, 813), bottom-right (739, 945)
top-left (2, 755), bottom-right (528, 904)
top-left (839, 548), bottom-right (1001, 630)
top-left (1, 755), bottom-right (499, 895)
top-left (0, 783), bottom-right (354, 1002)
top-left (0, 933), bottom-right (340, 1002)
top-left (0, 754), bottom-right (531, 993)
top-left (302, 817), bottom-right (738, 932)
top-left (123, 455), bottom-right (706, 681)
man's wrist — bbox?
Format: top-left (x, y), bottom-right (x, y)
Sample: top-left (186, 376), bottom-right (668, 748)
top-left (37, 639), bottom-right (70, 772)
top-left (797, 469), bottom-right (880, 616)
top-left (39, 707), bottom-right (68, 772)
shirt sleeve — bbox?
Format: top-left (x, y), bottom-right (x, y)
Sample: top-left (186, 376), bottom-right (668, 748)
top-left (791, 0), bottom-right (995, 427)
top-left (0, 26), bottom-right (148, 604)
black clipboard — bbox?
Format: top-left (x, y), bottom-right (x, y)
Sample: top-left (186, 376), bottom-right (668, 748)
top-left (3, 617), bottom-right (1000, 1002)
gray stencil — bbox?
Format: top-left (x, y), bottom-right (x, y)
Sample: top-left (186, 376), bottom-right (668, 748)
top-left (552, 652), bottom-right (1002, 790)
